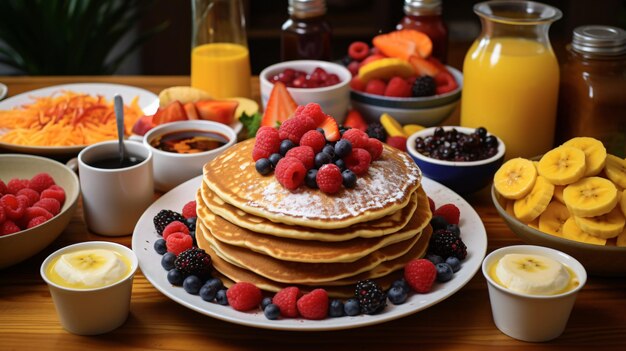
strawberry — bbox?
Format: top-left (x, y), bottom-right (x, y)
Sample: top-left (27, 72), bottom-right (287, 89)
top-left (195, 100), bottom-right (238, 125)
top-left (273, 286), bottom-right (300, 318)
top-left (183, 102), bottom-right (199, 120)
top-left (386, 136), bottom-right (407, 152)
top-left (364, 79), bottom-right (386, 95)
top-left (153, 101), bottom-right (187, 125)
top-left (131, 115), bottom-right (155, 136)
top-left (261, 81), bottom-right (298, 128)
top-left (434, 70), bottom-right (459, 95)
top-left (343, 109), bottom-right (368, 131)
top-left (296, 289), bottom-right (329, 320)
top-left (404, 258), bottom-right (437, 293)
top-left (318, 114), bottom-right (340, 142)
top-left (408, 55), bottom-right (440, 77)
top-left (349, 76), bottom-right (366, 92)
top-left (433, 203), bottom-right (460, 225)
top-left (384, 76), bottom-right (412, 97)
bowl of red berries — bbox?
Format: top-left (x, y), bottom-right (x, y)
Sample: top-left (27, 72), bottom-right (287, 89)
top-left (260, 60), bottom-right (351, 123)
top-left (406, 126), bottom-right (505, 195)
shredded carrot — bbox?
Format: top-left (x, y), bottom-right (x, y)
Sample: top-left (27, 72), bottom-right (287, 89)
top-left (0, 91), bottom-right (144, 147)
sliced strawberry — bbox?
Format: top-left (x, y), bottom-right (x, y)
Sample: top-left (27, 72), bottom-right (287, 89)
top-left (373, 29), bottom-right (432, 60)
top-left (434, 70), bottom-right (458, 95)
top-left (183, 102), bottom-right (200, 120)
top-left (131, 115), bottom-right (155, 136)
top-left (261, 81), bottom-right (298, 128)
top-left (408, 55), bottom-right (440, 77)
top-left (319, 114), bottom-right (340, 142)
top-left (343, 109), bottom-right (367, 131)
top-left (195, 100), bottom-right (238, 125)
top-left (358, 54), bottom-right (386, 69)
top-left (153, 101), bottom-right (187, 125)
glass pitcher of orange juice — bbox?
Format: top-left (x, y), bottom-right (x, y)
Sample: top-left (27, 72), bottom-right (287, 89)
top-left (460, 1), bottom-right (562, 159)
top-left (191, 0), bottom-right (251, 98)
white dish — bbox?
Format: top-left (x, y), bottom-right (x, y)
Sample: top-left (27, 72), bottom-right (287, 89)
top-left (132, 176), bottom-right (487, 331)
top-left (0, 83), bottom-right (7, 100)
top-left (0, 83), bottom-right (159, 156)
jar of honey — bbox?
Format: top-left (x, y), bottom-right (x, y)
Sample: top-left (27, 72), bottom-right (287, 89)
top-left (280, 0), bottom-right (332, 61)
top-left (556, 25), bottom-right (626, 157)
top-left (396, 0), bottom-right (448, 63)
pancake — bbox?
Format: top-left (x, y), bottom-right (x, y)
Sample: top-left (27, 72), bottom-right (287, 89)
top-left (196, 187), bottom-right (432, 263)
top-left (200, 178), bottom-right (421, 241)
top-left (203, 139), bottom-right (422, 229)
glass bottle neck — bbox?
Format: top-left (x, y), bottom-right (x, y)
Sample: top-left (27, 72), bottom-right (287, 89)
top-left (191, 0), bottom-right (247, 48)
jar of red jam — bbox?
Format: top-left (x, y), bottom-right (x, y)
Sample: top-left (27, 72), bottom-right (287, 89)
top-left (280, 0), bottom-right (332, 61)
top-left (396, 0), bottom-right (448, 63)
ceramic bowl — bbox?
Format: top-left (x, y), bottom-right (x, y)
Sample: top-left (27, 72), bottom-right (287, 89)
top-left (0, 154), bottom-right (80, 269)
top-left (350, 66), bottom-right (463, 125)
top-left (259, 60), bottom-right (352, 123)
top-left (406, 126), bottom-right (505, 194)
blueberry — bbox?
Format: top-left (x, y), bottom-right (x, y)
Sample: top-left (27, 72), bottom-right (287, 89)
top-left (269, 153), bottom-right (282, 168)
top-left (185, 217), bottom-right (197, 230)
top-left (205, 277), bottom-right (224, 291)
top-left (189, 230), bottom-right (197, 246)
top-left (305, 168), bottom-right (318, 188)
top-left (485, 135), bottom-right (498, 148)
top-left (342, 169), bottom-right (357, 188)
top-left (261, 297), bottom-right (273, 310)
top-left (329, 299), bottom-right (345, 317)
top-left (216, 289), bottom-right (229, 305)
top-left (335, 158), bottom-right (346, 171)
top-left (315, 152), bottom-right (332, 168)
top-left (446, 224), bottom-right (461, 237)
top-left (167, 269), bottom-right (185, 286)
top-left (263, 304), bottom-right (281, 320)
top-left (425, 253), bottom-right (444, 265)
top-left (476, 127), bottom-right (488, 137)
top-left (391, 278), bottom-right (410, 294)
top-left (255, 158), bottom-right (272, 175)
top-left (183, 275), bottom-right (203, 294)
top-left (322, 144), bottom-right (335, 158)
top-left (279, 139), bottom-right (295, 155)
top-left (154, 239), bottom-right (167, 255)
top-left (344, 298), bottom-right (360, 316)
top-left (435, 263), bottom-right (454, 282)
top-left (334, 139), bottom-right (352, 158)
top-left (161, 252), bottom-right (176, 271)
top-left (199, 282), bottom-right (218, 301)
top-left (445, 256), bottom-right (462, 273)
top-left (430, 216), bottom-right (449, 231)
top-left (387, 286), bottom-right (408, 305)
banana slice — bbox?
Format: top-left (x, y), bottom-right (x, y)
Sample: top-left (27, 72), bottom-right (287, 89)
top-left (494, 158), bottom-right (537, 200)
top-left (505, 200), bottom-right (516, 217)
top-left (54, 249), bottom-right (127, 288)
top-left (562, 137), bottom-right (607, 177)
top-left (528, 218), bottom-right (540, 230)
top-left (574, 207), bottom-right (625, 239)
top-left (617, 227), bottom-right (626, 247)
top-left (621, 189), bottom-right (626, 218)
top-left (495, 253), bottom-right (569, 295)
top-left (562, 217), bottom-right (607, 245)
top-left (537, 146), bottom-right (586, 185)
top-left (553, 185), bottom-right (565, 204)
top-left (605, 154), bottom-right (626, 189)
top-left (514, 176), bottom-right (554, 222)
top-left (159, 86), bottom-right (212, 107)
top-left (539, 201), bottom-right (570, 237)
top-left (563, 176), bottom-right (618, 217)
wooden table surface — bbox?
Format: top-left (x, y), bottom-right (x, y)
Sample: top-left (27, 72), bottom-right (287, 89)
top-left (0, 76), bottom-right (624, 351)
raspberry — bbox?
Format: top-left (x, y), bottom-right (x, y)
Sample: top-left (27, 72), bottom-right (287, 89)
top-left (6, 179), bottom-right (28, 195)
top-left (365, 79), bottom-right (386, 95)
top-left (1, 220), bottom-right (21, 236)
top-left (427, 196), bottom-right (436, 213)
top-left (27, 216), bottom-right (48, 229)
top-left (341, 128), bottom-right (369, 149)
top-left (165, 232), bottom-right (193, 255)
top-left (285, 146), bottom-right (315, 170)
top-left (174, 247), bottom-right (212, 278)
top-left (253, 126), bottom-right (281, 161)
top-left (33, 198), bottom-right (61, 216)
top-left (316, 164), bottom-right (343, 194)
top-left (28, 173), bottom-right (55, 193)
top-left (1, 194), bottom-right (27, 221)
top-left (226, 282), bottom-right (262, 311)
top-left (294, 103), bottom-right (326, 125)
top-left (162, 220), bottom-right (190, 240)
top-left (0, 180), bottom-right (7, 196)
top-left (433, 204), bottom-right (460, 225)
top-left (16, 188), bottom-right (40, 206)
top-left (0, 205), bottom-right (4, 224)
top-left (404, 258), bottom-right (437, 293)
top-left (345, 148), bottom-right (371, 176)
top-left (349, 76), bottom-right (365, 91)
top-left (299, 130), bottom-right (326, 153)
top-left (296, 289), bottom-right (329, 320)
top-left (386, 136), bottom-right (407, 152)
top-left (348, 41), bottom-right (369, 61)
top-left (384, 76), bottom-right (412, 97)
top-left (347, 61), bottom-right (360, 77)
top-left (365, 138), bottom-right (383, 160)
top-left (272, 286), bottom-right (300, 318)
top-left (182, 200), bottom-right (197, 219)
top-left (278, 116), bottom-right (315, 144)
top-left (275, 157), bottom-right (306, 190)
top-left (40, 185), bottom-right (65, 205)
top-left (24, 206), bottom-right (53, 222)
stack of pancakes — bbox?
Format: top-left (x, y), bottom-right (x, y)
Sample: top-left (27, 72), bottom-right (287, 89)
top-left (196, 138), bottom-right (432, 297)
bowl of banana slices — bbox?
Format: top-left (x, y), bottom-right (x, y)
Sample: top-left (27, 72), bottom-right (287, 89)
top-left (491, 137), bottom-right (626, 277)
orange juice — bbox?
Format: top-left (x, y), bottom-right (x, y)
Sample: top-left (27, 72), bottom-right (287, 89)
top-left (191, 43), bottom-right (251, 99)
top-left (461, 37), bottom-right (560, 159)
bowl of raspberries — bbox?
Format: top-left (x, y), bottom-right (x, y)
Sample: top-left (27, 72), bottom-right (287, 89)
top-left (0, 154), bottom-right (79, 269)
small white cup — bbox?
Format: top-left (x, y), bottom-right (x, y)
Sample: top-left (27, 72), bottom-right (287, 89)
top-left (143, 120), bottom-right (236, 192)
top-left (40, 241), bottom-right (138, 335)
top-left (78, 140), bottom-right (154, 236)
top-left (482, 245), bottom-right (587, 342)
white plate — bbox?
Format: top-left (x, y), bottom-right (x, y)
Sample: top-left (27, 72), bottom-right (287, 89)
top-left (0, 83), bottom-right (7, 101)
top-left (0, 83), bottom-right (159, 156)
top-left (132, 176), bottom-right (487, 331)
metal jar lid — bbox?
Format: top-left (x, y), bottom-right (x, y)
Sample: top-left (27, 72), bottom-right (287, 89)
top-left (571, 25), bottom-right (626, 56)
top-left (289, 0), bottom-right (326, 18)
top-left (404, 0), bottom-right (443, 16)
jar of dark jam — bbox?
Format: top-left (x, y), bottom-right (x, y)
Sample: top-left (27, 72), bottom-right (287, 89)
top-left (396, 0), bottom-right (448, 63)
top-left (280, 0), bottom-right (332, 61)
top-left (556, 25), bottom-right (626, 157)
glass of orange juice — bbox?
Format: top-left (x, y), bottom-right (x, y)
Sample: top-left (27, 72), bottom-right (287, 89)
top-left (460, 1), bottom-right (562, 159)
top-left (191, 0), bottom-right (251, 99)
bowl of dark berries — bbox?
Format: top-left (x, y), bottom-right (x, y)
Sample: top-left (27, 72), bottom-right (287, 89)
top-left (406, 126), bottom-right (505, 194)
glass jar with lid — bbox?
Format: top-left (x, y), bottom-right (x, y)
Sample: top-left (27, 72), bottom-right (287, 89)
top-left (396, 0), bottom-right (448, 63)
top-left (280, 0), bottom-right (332, 61)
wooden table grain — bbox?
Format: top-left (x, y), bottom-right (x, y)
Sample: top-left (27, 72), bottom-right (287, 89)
top-left (0, 76), bottom-right (624, 351)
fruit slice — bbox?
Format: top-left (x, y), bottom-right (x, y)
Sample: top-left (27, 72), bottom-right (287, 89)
top-left (153, 101), bottom-right (187, 125)
top-left (574, 207), bottom-right (625, 239)
top-left (261, 82), bottom-right (298, 128)
top-left (53, 249), bottom-right (126, 287)
top-left (227, 97), bottom-right (259, 119)
top-left (553, 185), bottom-right (565, 204)
top-left (617, 227), bottom-right (626, 247)
top-left (514, 176), bottom-right (554, 222)
top-left (563, 176), bottom-right (618, 217)
top-left (131, 115), bottom-right (155, 136)
top-left (539, 201), bottom-right (570, 237)
top-left (358, 58), bottom-right (415, 83)
top-left (158, 86), bottom-right (212, 107)
top-left (380, 113), bottom-right (406, 137)
top-left (183, 102), bottom-right (199, 120)
top-left (562, 217), bottom-right (607, 245)
top-left (505, 200), bottom-right (515, 217)
top-left (319, 114), bottom-right (340, 142)
top-left (604, 154), bottom-right (626, 189)
top-left (343, 109), bottom-right (367, 131)
top-left (537, 146), bottom-right (586, 185)
top-left (494, 253), bottom-right (569, 295)
top-left (402, 124), bottom-right (425, 136)
top-left (494, 158), bottom-right (537, 200)
top-left (195, 100), bottom-right (239, 125)
top-left (621, 189), bottom-right (626, 217)
top-left (433, 69), bottom-right (458, 94)
top-left (407, 55), bottom-right (440, 77)
top-left (373, 29), bottom-right (433, 60)
top-left (562, 137), bottom-right (607, 177)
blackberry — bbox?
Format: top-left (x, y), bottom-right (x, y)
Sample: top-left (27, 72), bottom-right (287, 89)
top-left (366, 122), bottom-right (387, 142)
top-left (429, 229), bottom-right (468, 260)
top-left (354, 280), bottom-right (387, 315)
top-left (412, 76), bottom-right (436, 97)
top-left (174, 248), bottom-right (212, 278)
top-left (154, 209), bottom-right (185, 235)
